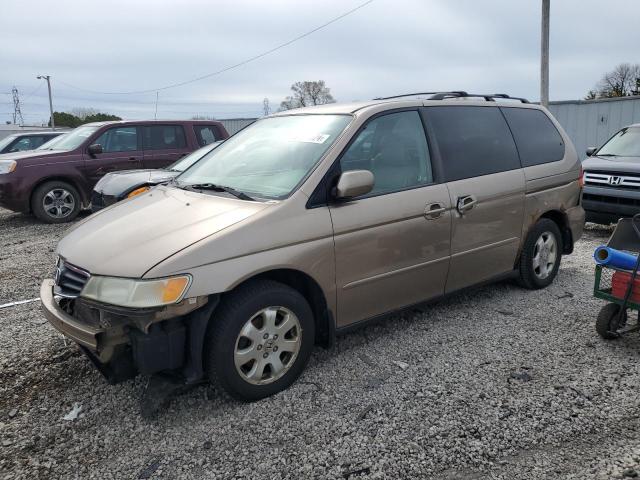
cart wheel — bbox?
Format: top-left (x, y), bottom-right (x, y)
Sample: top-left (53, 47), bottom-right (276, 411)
top-left (595, 303), bottom-right (627, 340)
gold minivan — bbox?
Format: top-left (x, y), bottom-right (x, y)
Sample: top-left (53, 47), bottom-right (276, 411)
top-left (41, 92), bottom-right (585, 401)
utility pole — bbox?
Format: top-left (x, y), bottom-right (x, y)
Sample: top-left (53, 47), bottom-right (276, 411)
top-left (11, 87), bottom-right (24, 126)
top-left (37, 75), bottom-right (55, 129)
top-left (263, 98), bottom-right (271, 116)
top-left (540, 0), bottom-right (550, 107)
top-left (154, 91), bottom-right (159, 120)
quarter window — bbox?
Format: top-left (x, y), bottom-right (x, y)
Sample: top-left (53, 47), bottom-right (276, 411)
top-left (93, 127), bottom-right (138, 153)
top-left (426, 106), bottom-right (520, 182)
top-left (340, 110), bottom-right (433, 196)
top-left (501, 107), bottom-right (565, 166)
top-left (143, 125), bottom-right (186, 150)
top-left (194, 126), bottom-right (220, 146)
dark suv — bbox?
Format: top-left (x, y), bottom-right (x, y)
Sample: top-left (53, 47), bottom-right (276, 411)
top-left (582, 123), bottom-right (640, 225)
top-left (0, 120), bottom-right (228, 223)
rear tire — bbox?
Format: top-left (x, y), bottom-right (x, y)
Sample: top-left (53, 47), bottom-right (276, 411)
top-left (32, 181), bottom-right (81, 224)
top-left (204, 280), bottom-right (315, 401)
top-left (596, 303), bottom-right (626, 340)
top-left (518, 218), bottom-right (563, 289)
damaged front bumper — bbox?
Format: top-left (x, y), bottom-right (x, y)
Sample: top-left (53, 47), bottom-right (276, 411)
top-left (40, 279), bottom-right (216, 384)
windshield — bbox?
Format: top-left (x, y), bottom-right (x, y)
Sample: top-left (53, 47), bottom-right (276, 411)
top-left (168, 141), bottom-right (221, 172)
top-left (177, 114), bottom-right (352, 199)
top-left (37, 133), bottom-right (68, 150)
top-left (0, 135), bottom-right (17, 151)
top-left (597, 127), bottom-right (640, 157)
top-left (47, 126), bottom-right (99, 151)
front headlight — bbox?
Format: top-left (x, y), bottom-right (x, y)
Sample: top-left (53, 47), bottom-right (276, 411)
top-left (81, 274), bottom-right (191, 308)
top-left (0, 160), bottom-right (16, 174)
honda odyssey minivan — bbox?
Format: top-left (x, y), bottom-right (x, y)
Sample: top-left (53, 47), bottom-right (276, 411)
top-left (41, 92), bottom-right (585, 401)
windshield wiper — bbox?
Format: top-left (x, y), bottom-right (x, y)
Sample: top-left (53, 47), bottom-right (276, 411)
top-left (179, 182), bottom-right (254, 201)
top-left (596, 153), bottom-right (618, 157)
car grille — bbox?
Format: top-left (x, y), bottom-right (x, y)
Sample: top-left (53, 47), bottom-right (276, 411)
top-left (54, 259), bottom-right (90, 298)
top-left (583, 193), bottom-right (640, 208)
top-left (584, 171), bottom-right (640, 190)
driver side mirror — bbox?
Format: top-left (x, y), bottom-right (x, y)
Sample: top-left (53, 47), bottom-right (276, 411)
top-left (88, 144), bottom-right (103, 157)
top-left (586, 147), bottom-right (597, 157)
top-left (333, 170), bottom-right (374, 200)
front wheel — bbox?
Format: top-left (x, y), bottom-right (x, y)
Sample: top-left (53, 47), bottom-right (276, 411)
top-left (31, 181), bottom-right (81, 223)
top-left (204, 280), bottom-right (315, 401)
top-left (518, 219), bottom-right (563, 289)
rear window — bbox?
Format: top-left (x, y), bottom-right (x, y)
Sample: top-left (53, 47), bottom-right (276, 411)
top-left (501, 107), bottom-right (565, 167)
top-left (426, 106), bottom-right (520, 181)
top-left (194, 125), bottom-right (221, 147)
top-left (143, 125), bottom-right (186, 150)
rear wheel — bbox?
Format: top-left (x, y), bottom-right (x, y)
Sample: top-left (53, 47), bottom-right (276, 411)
top-left (32, 181), bottom-right (81, 223)
top-left (518, 219), bottom-right (563, 289)
top-left (204, 280), bottom-right (315, 401)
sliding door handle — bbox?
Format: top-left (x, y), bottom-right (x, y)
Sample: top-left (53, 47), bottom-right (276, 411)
top-left (456, 195), bottom-right (477, 214)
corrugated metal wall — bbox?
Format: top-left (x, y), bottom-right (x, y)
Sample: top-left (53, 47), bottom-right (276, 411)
top-left (548, 96), bottom-right (640, 159)
top-left (218, 118), bottom-right (257, 135)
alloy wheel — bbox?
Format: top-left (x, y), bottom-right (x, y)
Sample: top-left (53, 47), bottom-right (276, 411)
top-left (43, 188), bottom-right (75, 219)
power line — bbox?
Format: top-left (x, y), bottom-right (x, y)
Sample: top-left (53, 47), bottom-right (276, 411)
top-left (57, 0), bottom-right (375, 96)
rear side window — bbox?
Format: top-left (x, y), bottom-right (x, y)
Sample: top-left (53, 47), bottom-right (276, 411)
top-left (10, 136), bottom-right (47, 152)
top-left (426, 106), bottom-right (520, 182)
top-left (501, 107), bottom-right (564, 166)
top-left (143, 125), bottom-right (186, 150)
top-left (194, 125), bottom-right (221, 146)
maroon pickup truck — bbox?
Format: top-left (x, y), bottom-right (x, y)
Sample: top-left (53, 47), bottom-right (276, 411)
top-left (0, 120), bottom-right (229, 223)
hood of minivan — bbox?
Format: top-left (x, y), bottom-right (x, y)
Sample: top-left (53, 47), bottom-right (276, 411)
top-left (583, 155), bottom-right (640, 173)
top-left (57, 185), bottom-right (271, 278)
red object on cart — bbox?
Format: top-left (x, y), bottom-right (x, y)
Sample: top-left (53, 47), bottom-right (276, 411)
top-left (612, 270), bottom-right (640, 303)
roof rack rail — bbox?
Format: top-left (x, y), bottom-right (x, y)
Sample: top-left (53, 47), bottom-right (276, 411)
top-left (373, 91), bottom-right (529, 103)
top-left (428, 92), bottom-right (529, 103)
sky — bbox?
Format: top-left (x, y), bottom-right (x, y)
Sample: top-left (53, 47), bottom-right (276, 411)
top-left (1, 0), bottom-right (638, 126)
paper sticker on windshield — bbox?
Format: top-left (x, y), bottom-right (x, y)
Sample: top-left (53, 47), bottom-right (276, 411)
top-left (289, 133), bottom-right (331, 144)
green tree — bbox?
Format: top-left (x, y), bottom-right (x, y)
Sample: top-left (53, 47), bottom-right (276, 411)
top-left (49, 110), bottom-right (122, 127)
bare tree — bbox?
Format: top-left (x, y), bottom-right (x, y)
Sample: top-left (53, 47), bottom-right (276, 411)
top-left (70, 107), bottom-right (99, 120)
top-left (590, 63), bottom-right (640, 98)
top-left (279, 81), bottom-right (336, 111)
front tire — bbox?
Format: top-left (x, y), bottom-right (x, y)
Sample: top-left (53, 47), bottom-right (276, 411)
top-left (32, 181), bottom-right (81, 223)
top-left (204, 280), bottom-right (315, 401)
top-left (518, 218), bottom-right (563, 289)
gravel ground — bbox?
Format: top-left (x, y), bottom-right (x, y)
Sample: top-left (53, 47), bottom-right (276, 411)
top-left (2, 206), bottom-right (640, 479)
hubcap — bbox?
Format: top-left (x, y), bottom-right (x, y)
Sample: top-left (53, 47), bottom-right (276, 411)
top-left (43, 188), bottom-right (75, 219)
top-left (234, 306), bottom-right (302, 385)
top-left (532, 231), bottom-right (557, 280)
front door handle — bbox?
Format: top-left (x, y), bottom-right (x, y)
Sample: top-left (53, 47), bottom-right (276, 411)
top-left (456, 195), bottom-right (477, 214)
top-left (424, 202), bottom-right (446, 220)
top-left (128, 157), bottom-right (138, 162)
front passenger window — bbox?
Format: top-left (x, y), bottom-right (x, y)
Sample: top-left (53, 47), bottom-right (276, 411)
top-left (93, 127), bottom-right (138, 153)
top-left (340, 111), bottom-right (432, 196)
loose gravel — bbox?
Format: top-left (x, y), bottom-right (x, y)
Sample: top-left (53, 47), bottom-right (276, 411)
top-left (2, 206), bottom-right (640, 479)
